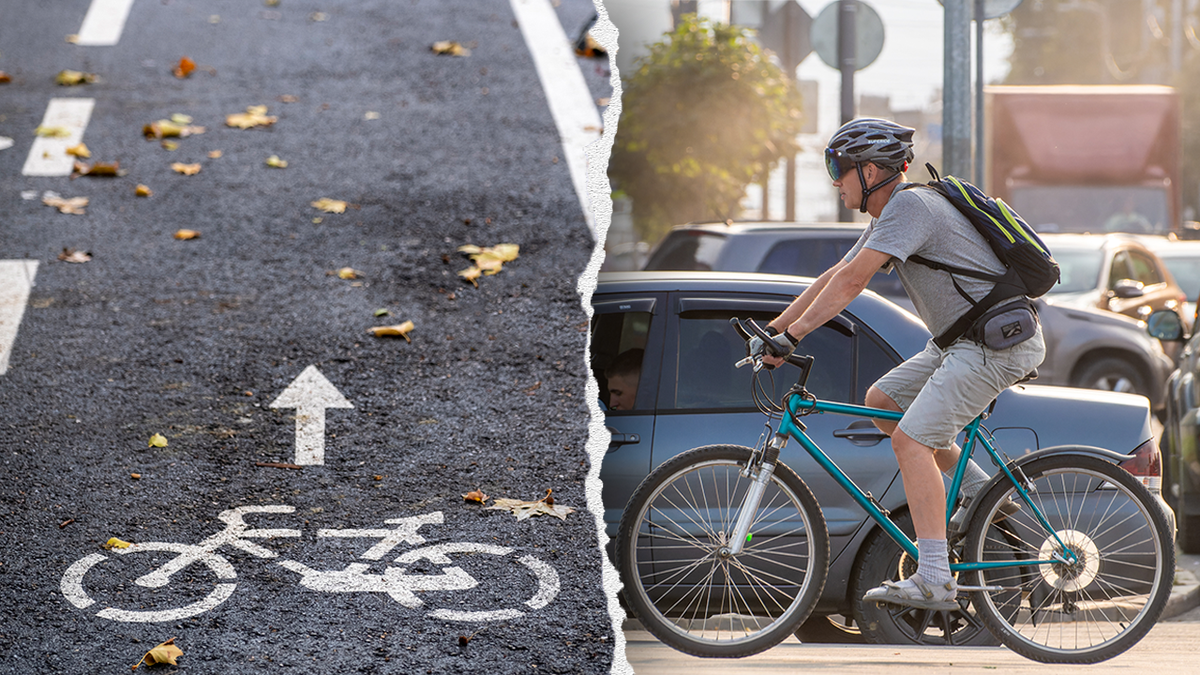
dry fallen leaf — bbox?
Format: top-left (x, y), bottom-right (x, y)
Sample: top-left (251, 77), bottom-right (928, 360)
top-left (278, 94), bottom-right (298, 103)
top-left (134, 637), bottom-right (183, 670)
top-left (35, 125), bottom-right (72, 138)
top-left (457, 266), bottom-right (482, 287)
top-left (58, 248), bottom-right (92, 263)
top-left (43, 193), bottom-right (88, 215)
top-left (431, 40), bottom-right (471, 56)
top-left (102, 537), bottom-right (132, 550)
top-left (456, 243), bottom-right (519, 285)
top-left (0, 71), bottom-right (11, 84)
top-left (148, 433), bottom-right (168, 448)
top-left (207, 150), bottom-right (223, 159)
top-left (171, 162), bottom-right (201, 175)
top-left (65, 143), bottom-right (91, 158)
top-left (73, 160), bottom-right (122, 177)
top-left (135, 184), bottom-right (153, 197)
top-left (174, 229), bottom-right (201, 240)
top-left (55, 69), bottom-right (97, 86)
top-left (226, 105), bottom-right (277, 129)
top-left (173, 56), bottom-right (196, 78)
top-left (368, 320), bottom-right (415, 341)
top-left (265, 155), bottom-right (288, 168)
top-left (337, 267), bottom-right (361, 279)
top-left (486, 489), bottom-right (574, 521)
top-left (311, 198), bottom-right (347, 214)
top-left (463, 488), bottom-right (489, 503)
top-left (143, 120), bottom-right (205, 139)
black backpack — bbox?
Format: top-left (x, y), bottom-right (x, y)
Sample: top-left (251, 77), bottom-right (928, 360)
top-left (903, 163), bottom-right (1061, 349)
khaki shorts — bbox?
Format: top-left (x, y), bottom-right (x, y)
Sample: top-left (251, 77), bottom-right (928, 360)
top-left (874, 325), bottom-right (1046, 451)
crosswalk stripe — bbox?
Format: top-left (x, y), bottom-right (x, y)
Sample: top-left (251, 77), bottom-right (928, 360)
top-left (22, 98), bottom-right (95, 177)
top-left (76, 0), bottom-right (136, 46)
top-left (0, 261), bottom-right (39, 376)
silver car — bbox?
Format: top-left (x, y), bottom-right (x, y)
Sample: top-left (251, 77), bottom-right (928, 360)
top-left (642, 222), bottom-right (1174, 409)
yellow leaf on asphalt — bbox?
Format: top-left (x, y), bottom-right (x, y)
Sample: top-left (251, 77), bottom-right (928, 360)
top-left (265, 155), bottom-right (288, 168)
top-left (226, 105), bottom-right (277, 129)
top-left (102, 537), bottom-right (132, 550)
top-left (143, 120), bottom-right (205, 139)
top-left (148, 433), bottom-right (168, 447)
top-left (174, 229), bottom-right (201, 240)
top-left (42, 193), bottom-right (88, 215)
top-left (368, 320), bottom-right (415, 341)
top-left (35, 126), bottom-right (72, 138)
top-left (134, 637), bottom-right (183, 670)
top-left (486, 490), bottom-right (574, 521)
top-left (173, 56), bottom-right (196, 79)
top-left (337, 267), bottom-right (361, 279)
top-left (171, 163), bottom-right (201, 175)
top-left (458, 266), bottom-right (481, 287)
top-left (66, 143), bottom-right (90, 158)
top-left (170, 113), bottom-right (193, 124)
top-left (73, 160), bottom-right (122, 177)
top-left (161, 140), bottom-right (179, 151)
top-left (463, 488), bottom-right (489, 503)
top-left (311, 198), bottom-right (347, 213)
top-left (57, 248), bottom-right (92, 263)
top-left (208, 150), bottom-right (222, 159)
top-left (135, 184), bottom-right (153, 197)
top-left (431, 40), bottom-right (471, 56)
top-left (55, 69), bottom-right (97, 85)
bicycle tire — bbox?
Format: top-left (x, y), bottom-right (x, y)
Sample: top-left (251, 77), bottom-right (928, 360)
top-left (617, 444), bottom-right (829, 657)
top-left (964, 454), bottom-right (1174, 663)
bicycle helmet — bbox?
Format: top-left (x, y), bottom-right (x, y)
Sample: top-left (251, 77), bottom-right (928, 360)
top-left (826, 118), bottom-right (916, 213)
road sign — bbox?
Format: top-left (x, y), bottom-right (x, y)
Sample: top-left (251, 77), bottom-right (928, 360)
top-left (269, 365), bottom-right (353, 465)
top-left (811, 0), bottom-right (884, 71)
top-left (756, 0), bottom-right (813, 72)
top-left (937, 0), bottom-right (1024, 21)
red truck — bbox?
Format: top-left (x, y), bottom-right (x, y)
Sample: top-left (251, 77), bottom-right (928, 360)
top-left (985, 84), bottom-right (1182, 236)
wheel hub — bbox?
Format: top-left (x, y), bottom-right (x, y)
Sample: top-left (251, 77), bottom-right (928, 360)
top-left (1038, 529), bottom-right (1100, 591)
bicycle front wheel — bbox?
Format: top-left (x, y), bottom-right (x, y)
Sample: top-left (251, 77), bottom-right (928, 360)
top-left (617, 444), bottom-right (829, 657)
top-left (964, 454), bottom-right (1174, 663)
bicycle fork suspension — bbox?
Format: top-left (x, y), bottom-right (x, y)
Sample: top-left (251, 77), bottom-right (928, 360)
top-left (727, 434), bottom-right (787, 556)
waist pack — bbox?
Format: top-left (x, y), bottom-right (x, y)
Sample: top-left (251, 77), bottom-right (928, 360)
top-left (903, 163), bottom-right (1060, 349)
top-left (965, 298), bottom-right (1038, 351)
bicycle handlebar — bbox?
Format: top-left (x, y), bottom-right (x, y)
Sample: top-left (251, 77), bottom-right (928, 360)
top-left (729, 317), bottom-right (815, 375)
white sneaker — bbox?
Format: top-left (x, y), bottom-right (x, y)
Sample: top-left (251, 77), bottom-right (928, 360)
top-left (862, 574), bottom-right (959, 611)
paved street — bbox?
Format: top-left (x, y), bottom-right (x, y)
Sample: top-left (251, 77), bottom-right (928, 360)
top-left (0, 1), bottom-right (616, 672)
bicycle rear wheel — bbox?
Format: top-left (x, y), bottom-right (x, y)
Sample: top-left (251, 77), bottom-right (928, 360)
top-left (617, 444), bottom-right (829, 657)
top-left (964, 455), bottom-right (1174, 663)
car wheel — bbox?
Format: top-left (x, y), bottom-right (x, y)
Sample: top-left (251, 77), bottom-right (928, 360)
top-left (793, 614), bottom-right (864, 644)
top-left (1072, 356), bottom-right (1146, 397)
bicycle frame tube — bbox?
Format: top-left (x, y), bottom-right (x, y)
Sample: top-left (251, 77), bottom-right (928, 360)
top-left (777, 393), bottom-right (1076, 571)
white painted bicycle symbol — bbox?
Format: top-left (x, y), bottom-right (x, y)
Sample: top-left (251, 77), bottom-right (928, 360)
top-left (60, 506), bottom-right (559, 623)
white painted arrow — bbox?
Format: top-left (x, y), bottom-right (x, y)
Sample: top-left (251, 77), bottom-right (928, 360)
top-left (269, 366), bottom-right (353, 465)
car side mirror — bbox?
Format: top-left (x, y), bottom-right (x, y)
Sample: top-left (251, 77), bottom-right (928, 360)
top-left (1147, 309), bottom-right (1185, 341)
top-left (1112, 279), bottom-right (1145, 299)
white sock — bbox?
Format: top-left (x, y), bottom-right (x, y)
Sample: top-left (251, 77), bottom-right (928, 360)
top-left (955, 459), bottom-right (991, 500)
top-left (916, 538), bottom-right (953, 586)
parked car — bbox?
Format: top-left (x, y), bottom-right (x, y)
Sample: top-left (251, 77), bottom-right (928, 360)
top-left (595, 270), bottom-right (1169, 646)
top-left (1151, 309), bottom-right (1200, 552)
top-left (1038, 232), bottom-right (1187, 323)
top-left (643, 222), bottom-right (1174, 409)
top-left (1139, 235), bottom-right (1200, 325)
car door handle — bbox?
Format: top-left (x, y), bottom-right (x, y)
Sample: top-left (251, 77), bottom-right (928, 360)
top-left (833, 420), bottom-right (889, 446)
top-left (607, 427), bottom-right (640, 451)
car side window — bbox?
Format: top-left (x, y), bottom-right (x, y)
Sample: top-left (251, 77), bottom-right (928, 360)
top-left (1127, 252), bottom-right (1163, 286)
top-left (591, 308), bottom-right (653, 412)
top-left (757, 239), bottom-right (854, 277)
top-left (856, 331), bottom-right (901, 404)
top-left (674, 310), bottom-right (855, 408)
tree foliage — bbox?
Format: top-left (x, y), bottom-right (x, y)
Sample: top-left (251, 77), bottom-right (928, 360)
top-left (608, 15), bottom-right (804, 243)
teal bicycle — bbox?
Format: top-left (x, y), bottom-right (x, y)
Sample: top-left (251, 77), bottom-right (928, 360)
top-left (616, 318), bottom-right (1174, 663)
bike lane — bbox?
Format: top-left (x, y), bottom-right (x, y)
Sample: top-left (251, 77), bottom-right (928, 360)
top-left (0, 1), bottom-right (617, 672)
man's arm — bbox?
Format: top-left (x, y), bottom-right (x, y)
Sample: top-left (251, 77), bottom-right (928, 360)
top-left (766, 259), bottom-right (847, 334)
top-left (783, 247), bottom-right (892, 342)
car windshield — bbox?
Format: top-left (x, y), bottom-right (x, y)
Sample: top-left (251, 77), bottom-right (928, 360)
top-left (644, 232), bottom-right (726, 271)
top-left (1044, 247), bottom-right (1103, 294)
top-left (1155, 251), bottom-right (1200, 298)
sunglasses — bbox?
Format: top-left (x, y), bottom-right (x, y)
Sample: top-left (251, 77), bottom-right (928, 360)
top-left (824, 148), bottom-right (857, 181)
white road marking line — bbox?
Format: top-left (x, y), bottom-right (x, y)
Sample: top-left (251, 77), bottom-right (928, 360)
top-left (22, 98), bottom-right (95, 177)
top-left (509, 0), bottom-right (603, 236)
top-left (76, 0), bottom-right (136, 46)
top-left (0, 260), bottom-right (38, 375)
top-left (269, 365), bottom-right (353, 465)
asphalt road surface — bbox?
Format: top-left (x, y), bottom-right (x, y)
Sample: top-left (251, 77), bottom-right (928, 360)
top-left (0, 0), bottom-right (616, 672)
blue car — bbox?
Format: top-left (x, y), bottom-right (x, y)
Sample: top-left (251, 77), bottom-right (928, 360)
top-left (594, 271), bottom-right (1172, 645)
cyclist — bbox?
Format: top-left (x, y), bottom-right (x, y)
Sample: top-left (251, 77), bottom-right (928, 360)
top-left (752, 118), bottom-right (1045, 610)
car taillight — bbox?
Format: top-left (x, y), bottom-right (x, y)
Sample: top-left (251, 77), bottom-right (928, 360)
top-left (1119, 439), bottom-right (1163, 493)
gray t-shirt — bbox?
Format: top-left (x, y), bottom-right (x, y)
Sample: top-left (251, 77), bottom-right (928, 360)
top-left (845, 184), bottom-right (1007, 338)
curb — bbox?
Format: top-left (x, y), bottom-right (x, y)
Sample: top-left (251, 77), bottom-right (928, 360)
top-left (1163, 566), bottom-right (1200, 620)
